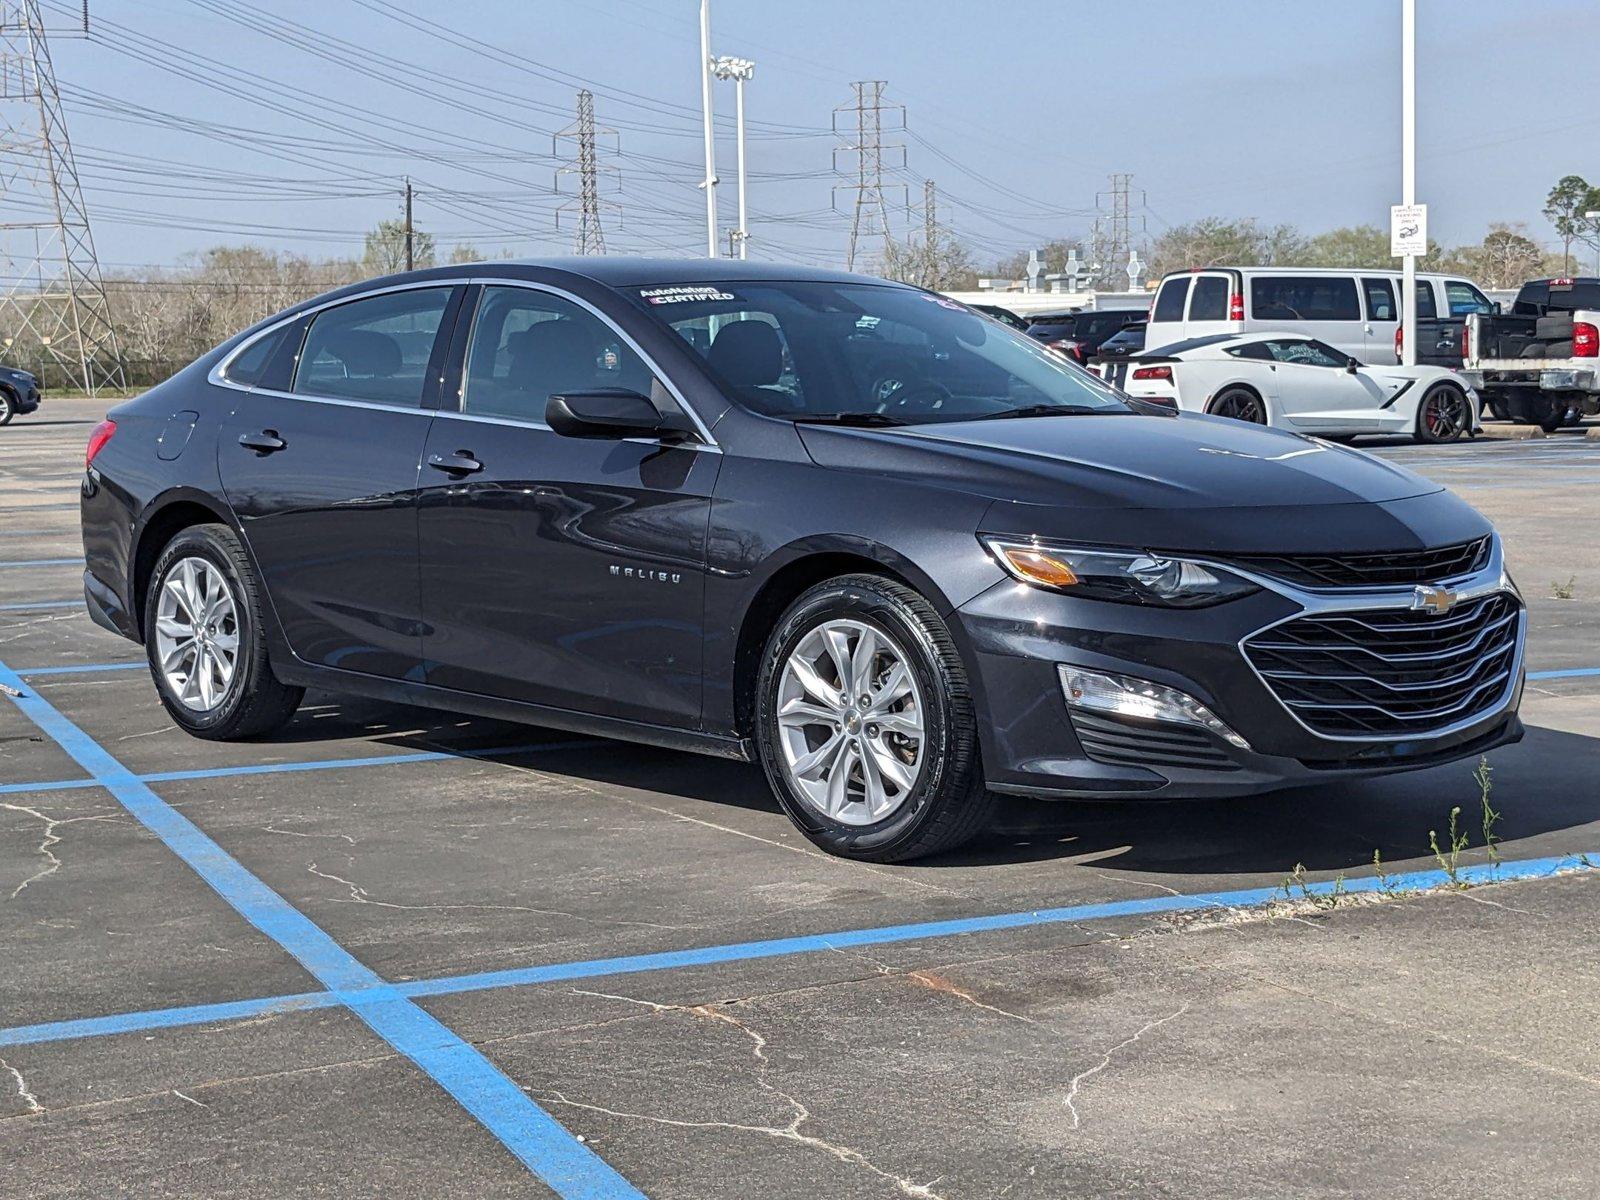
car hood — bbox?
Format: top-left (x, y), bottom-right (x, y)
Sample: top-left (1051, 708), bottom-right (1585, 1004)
top-left (797, 412), bottom-right (1487, 555)
top-left (798, 412), bottom-right (1440, 510)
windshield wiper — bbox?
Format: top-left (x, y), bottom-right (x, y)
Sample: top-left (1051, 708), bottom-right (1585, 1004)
top-left (973, 403), bottom-right (1120, 420)
top-left (791, 412), bottom-right (910, 427)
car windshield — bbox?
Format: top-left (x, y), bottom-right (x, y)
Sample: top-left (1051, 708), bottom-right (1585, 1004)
top-left (631, 281), bottom-right (1131, 424)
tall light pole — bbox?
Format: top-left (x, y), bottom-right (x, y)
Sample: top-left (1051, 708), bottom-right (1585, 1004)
top-left (713, 55), bottom-right (755, 259)
top-left (698, 0), bottom-right (718, 258)
top-left (1400, 0), bottom-right (1417, 366)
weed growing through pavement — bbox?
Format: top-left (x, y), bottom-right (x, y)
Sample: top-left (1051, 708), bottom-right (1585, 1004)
top-left (1429, 806), bottom-right (1469, 888)
top-left (1551, 576), bottom-right (1576, 600)
top-left (1476, 756), bottom-right (1501, 863)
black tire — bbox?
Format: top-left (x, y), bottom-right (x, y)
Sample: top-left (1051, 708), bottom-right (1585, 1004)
top-left (1208, 386), bottom-right (1267, 424)
top-left (754, 573), bottom-right (995, 862)
top-left (1540, 409), bottom-right (1565, 434)
top-left (0, 390), bottom-right (15, 427)
top-left (144, 523), bottom-right (303, 740)
top-left (1413, 383), bottom-right (1471, 444)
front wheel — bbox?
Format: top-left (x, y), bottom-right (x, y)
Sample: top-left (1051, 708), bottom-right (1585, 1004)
top-left (755, 574), bottom-right (994, 862)
top-left (1208, 387), bottom-right (1267, 424)
top-left (145, 523), bottom-right (303, 739)
top-left (1414, 384), bottom-right (1471, 444)
top-left (0, 391), bottom-right (15, 426)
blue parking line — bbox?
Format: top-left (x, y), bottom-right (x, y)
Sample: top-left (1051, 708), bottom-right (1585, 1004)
top-left (0, 657), bottom-right (646, 1200)
top-left (0, 558), bottom-right (82, 568)
top-left (19, 661), bottom-right (144, 676)
top-left (0, 740), bottom-right (596, 798)
top-left (0, 600), bottom-right (78, 611)
top-left (0, 850), bottom-right (1590, 1054)
top-left (1528, 667), bottom-right (1600, 680)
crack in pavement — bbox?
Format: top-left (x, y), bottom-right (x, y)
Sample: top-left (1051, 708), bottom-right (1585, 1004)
top-left (559, 987), bottom-right (948, 1198)
top-left (1062, 1003), bottom-right (1191, 1131)
top-left (1, 802), bottom-right (117, 899)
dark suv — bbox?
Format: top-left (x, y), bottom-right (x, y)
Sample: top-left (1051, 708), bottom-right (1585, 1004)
top-left (0, 365), bottom-right (41, 425)
top-left (1026, 309), bottom-right (1146, 364)
top-left (80, 259), bottom-right (1524, 861)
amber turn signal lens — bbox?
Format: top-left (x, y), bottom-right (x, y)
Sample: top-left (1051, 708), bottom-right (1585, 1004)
top-left (996, 546), bottom-right (1080, 589)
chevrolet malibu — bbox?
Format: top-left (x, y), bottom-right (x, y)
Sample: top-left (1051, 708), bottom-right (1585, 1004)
top-left (80, 259), bottom-right (1526, 862)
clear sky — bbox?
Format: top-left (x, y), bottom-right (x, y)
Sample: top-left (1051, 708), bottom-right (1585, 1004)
top-left (39, 0), bottom-right (1599, 273)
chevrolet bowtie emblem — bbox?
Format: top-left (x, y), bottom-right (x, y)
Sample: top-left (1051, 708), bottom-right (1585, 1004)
top-left (1411, 584), bottom-right (1459, 615)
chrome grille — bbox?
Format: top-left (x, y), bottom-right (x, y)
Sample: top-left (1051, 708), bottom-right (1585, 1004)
top-left (1243, 591), bottom-right (1521, 738)
top-left (1227, 537), bottom-right (1491, 589)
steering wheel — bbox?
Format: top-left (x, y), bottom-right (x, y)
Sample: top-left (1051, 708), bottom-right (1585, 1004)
top-left (873, 377), bottom-right (953, 415)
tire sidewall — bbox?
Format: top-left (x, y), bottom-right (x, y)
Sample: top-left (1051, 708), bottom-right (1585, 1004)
top-left (144, 527), bottom-right (259, 734)
top-left (0, 391), bottom-right (15, 426)
top-left (755, 579), bottom-right (965, 857)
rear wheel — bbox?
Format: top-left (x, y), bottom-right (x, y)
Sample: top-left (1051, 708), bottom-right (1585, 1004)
top-left (144, 523), bottom-right (303, 739)
top-left (1414, 384), bottom-right (1471, 444)
top-left (755, 574), bottom-right (995, 862)
top-left (1208, 387), bottom-right (1266, 424)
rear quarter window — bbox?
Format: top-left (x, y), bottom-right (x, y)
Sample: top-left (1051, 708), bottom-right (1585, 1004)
top-left (1250, 276), bottom-right (1361, 321)
top-left (1188, 275), bottom-right (1229, 320)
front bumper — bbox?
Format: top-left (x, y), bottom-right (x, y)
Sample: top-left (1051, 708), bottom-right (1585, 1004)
top-left (957, 548), bottom-right (1525, 800)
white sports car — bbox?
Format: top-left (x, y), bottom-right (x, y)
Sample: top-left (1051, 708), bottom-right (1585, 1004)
top-left (1097, 331), bottom-right (1479, 443)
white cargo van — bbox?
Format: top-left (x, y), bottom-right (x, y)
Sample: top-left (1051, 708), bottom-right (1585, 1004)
top-left (1144, 267), bottom-right (1494, 364)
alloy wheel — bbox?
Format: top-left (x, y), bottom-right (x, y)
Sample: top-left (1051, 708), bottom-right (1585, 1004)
top-left (154, 555), bottom-right (240, 711)
top-left (1212, 390), bottom-right (1264, 423)
top-left (775, 618), bottom-right (926, 826)
top-left (1422, 389), bottom-right (1468, 441)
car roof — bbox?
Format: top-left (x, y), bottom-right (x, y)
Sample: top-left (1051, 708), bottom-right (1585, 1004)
top-left (1155, 266), bottom-right (1464, 280)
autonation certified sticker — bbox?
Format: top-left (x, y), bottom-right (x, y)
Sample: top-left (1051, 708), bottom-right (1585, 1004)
top-left (640, 285), bottom-right (737, 305)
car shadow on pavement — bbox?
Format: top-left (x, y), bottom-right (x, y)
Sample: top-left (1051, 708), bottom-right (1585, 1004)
top-left (286, 692), bottom-right (1600, 881)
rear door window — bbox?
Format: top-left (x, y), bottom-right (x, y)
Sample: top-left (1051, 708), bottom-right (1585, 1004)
top-left (1361, 278), bottom-right (1397, 322)
top-left (1152, 276), bottom-right (1190, 322)
top-left (294, 287), bottom-right (454, 407)
top-left (1250, 276), bottom-right (1361, 321)
top-left (1188, 275), bottom-right (1229, 321)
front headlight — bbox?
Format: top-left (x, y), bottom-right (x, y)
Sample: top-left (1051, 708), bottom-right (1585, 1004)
top-left (982, 537), bottom-right (1260, 608)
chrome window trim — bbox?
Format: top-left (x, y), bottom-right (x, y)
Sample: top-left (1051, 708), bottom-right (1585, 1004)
top-left (458, 277), bottom-right (719, 449)
top-left (1227, 535), bottom-right (1525, 744)
top-left (204, 275), bottom-right (721, 450)
top-left (206, 279), bottom-right (457, 401)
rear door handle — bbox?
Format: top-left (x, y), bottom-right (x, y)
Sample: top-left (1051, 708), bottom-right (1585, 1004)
top-left (238, 430), bottom-right (286, 453)
top-left (427, 450), bottom-right (483, 475)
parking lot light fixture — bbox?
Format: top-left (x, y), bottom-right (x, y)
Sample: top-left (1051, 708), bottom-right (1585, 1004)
top-left (712, 55), bottom-right (756, 259)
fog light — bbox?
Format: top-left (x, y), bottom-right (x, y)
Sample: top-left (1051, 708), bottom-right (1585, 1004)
top-left (1058, 665), bottom-right (1250, 750)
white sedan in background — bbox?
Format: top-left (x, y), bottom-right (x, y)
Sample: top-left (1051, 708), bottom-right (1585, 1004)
top-left (1098, 331), bottom-right (1479, 443)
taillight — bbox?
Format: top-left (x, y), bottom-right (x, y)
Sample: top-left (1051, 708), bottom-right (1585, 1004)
top-left (1574, 322), bottom-right (1598, 358)
top-left (1228, 293), bottom-right (1244, 321)
top-left (1461, 322), bottom-right (1470, 361)
top-left (1131, 365), bottom-right (1173, 381)
top-left (85, 419), bottom-right (116, 468)
top-left (1394, 326), bottom-right (1403, 361)
top-left (1050, 339), bottom-right (1085, 361)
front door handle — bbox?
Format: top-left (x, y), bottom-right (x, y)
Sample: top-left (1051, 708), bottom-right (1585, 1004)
top-left (427, 450), bottom-right (483, 476)
top-left (238, 430), bottom-right (286, 454)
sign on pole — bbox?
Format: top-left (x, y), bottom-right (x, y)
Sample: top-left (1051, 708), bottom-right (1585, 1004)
top-left (1390, 203), bottom-right (1427, 258)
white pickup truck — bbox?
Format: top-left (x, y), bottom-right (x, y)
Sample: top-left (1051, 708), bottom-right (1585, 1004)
top-left (1462, 277), bottom-right (1600, 431)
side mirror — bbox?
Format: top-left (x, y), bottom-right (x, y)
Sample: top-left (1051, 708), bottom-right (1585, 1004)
top-left (1491, 300), bottom-right (1503, 315)
top-left (546, 388), bottom-right (694, 440)
top-left (1345, 360), bottom-right (1359, 373)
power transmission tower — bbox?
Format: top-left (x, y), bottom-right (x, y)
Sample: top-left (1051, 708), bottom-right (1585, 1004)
top-left (554, 90), bottom-right (618, 255)
top-left (1091, 172), bottom-right (1146, 289)
top-left (832, 81), bottom-right (905, 271)
top-left (0, 0), bottom-right (124, 394)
